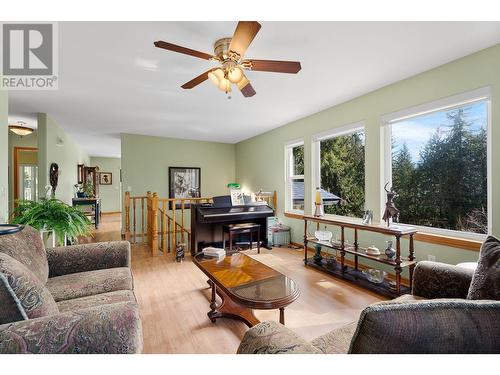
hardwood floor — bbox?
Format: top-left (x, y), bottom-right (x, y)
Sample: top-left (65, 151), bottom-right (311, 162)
top-left (88, 213), bottom-right (384, 353)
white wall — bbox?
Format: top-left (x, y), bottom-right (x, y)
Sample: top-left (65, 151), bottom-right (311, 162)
top-left (0, 91), bottom-right (7, 223)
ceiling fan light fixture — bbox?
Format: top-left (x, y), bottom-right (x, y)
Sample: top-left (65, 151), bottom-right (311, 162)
top-left (227, 66), bottom-right (243, 83)
top-left (208, 68), bottom-right (224, 86)
top-left (218, 77), bottom-right (232, 93)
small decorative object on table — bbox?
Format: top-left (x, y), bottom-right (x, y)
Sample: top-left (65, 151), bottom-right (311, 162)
top-left (176, 243), bottom-right (186, 262)
top-left (314, 187), bottom-right (324, 217)
top-left (202, 246), bottom-right (225, 260)
top-left (366, 245), bottom-right (380, 256)
top-left (385, 240), bottom-right (396, 260)
top-left (382, 182), bottom-right (400, 227)
top-left (362, 268), bottom-right (387, 284)
top-left (362, 210), bottom-right (373, 224)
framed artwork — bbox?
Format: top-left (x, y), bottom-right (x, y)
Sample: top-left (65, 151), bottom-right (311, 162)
top-left (169, 167), bottom-right (201, 208)
top-left (99, 172), bottom-right (112, 185)
top-left (77, 164), bottom-right (84, 184)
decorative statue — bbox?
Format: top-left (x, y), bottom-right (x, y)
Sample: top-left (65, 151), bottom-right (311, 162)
top-left (382, 182), bottom-right (400, 227)
top-left (176, 243), bottom-right (185, 263)
top-left (49, 163), bottom-right (59, 198)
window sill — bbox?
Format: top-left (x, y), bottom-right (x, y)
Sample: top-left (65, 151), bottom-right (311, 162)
top-left (284, 212), bottom-right (483, 252)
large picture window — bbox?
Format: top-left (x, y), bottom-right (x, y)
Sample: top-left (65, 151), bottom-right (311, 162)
top-left (313, 123), bottom-right (365, 218)
top-left (386, 90), bottom-right (490, 235)
top-left (285, 140), bottom-right (305, 212)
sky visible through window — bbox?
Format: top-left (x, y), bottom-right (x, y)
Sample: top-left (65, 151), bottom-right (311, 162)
top-left (392, 101), bottom-right (487, 162)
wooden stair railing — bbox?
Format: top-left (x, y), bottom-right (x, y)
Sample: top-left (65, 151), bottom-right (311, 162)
top-left (124, 191), bottom-right (277, 256)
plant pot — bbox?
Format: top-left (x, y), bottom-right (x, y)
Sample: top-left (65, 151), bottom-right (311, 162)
top-left (76, 192), bottom-right (85, 198)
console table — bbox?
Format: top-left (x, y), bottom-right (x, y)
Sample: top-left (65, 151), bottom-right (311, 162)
top-left (72, 198), bottom-right (101, 229)
top-left (303, 215), bottom-right (417, 298)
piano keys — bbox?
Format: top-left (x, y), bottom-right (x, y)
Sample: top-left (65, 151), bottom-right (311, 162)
top-left (190, 199), bottom-right (274, 255)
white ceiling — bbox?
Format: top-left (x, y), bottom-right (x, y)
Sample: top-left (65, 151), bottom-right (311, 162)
top-left (8, 21), bottom-right (500, 157)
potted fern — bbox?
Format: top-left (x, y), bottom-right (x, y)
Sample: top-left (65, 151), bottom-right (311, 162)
top-left (11, 198), bottom-right (93, 246)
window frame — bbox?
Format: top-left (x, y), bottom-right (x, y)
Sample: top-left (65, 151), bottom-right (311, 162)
top-left (284, 138), bottom-right (305, 214)
top-left (381, 86), bottom-right (492, 240)
top-left (311, 121), bottom-right (365, 220)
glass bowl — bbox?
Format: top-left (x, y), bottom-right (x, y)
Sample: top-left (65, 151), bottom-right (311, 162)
top-left (362, 269), bottom-right (387, 284)
top-left (314, 230), bottom-right (333, 242)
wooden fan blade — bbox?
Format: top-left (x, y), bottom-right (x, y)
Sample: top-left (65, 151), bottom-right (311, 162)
top-left (154, 41), bottom-right (214, 60)
top-left (245, 59), bottom-right (301, 74)
top-left (181, 69), bottom-right (216, 89)
top-left (228, 21), bottom-right (262, 58)
top-left (239, 82), bottom-right (256, 97)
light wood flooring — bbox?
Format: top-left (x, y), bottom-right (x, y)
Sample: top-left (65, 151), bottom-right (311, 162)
top-left (88, 213), bottom-right (384, 353)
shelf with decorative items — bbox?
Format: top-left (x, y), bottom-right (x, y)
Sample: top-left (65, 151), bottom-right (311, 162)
top-left (303, 214), bottom-right (417, 299)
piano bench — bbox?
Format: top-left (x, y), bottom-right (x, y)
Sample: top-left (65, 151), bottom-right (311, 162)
top-left (222, 223), bottom-right (261, 254)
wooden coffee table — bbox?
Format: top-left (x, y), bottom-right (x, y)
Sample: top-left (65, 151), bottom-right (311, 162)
top-left (193, 252), bottom-right (300, 327)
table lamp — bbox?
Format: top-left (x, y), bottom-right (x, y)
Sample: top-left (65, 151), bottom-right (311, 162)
top-left (314, 187), bottom-right (324, 217)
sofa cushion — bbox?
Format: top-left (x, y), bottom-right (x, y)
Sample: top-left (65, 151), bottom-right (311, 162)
top-left (311, 322), bottom-right (357, 354)
top-left (0, 225), bottom-right (48, 283)
top-left (46, 267), bottom-right (133, 302)
top-left (467, 235), bottom-right (500, 300)
top-left (0, 253), bottom-right (59, 324)
top-left (57, 290), bottom-right (137, 313)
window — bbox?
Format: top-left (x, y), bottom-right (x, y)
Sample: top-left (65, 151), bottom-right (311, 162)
top-left (313, 123), bottom-right (365, 218)
top-left (384, 88), bottom-right (490, 235)
top-left (285, 140), bottom-right (304, 212)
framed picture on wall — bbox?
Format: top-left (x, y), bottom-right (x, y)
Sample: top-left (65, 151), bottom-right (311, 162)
top-left (99, 172), bottom-right (112, 185)
top-left (168, 167), bottom-right (201, 208)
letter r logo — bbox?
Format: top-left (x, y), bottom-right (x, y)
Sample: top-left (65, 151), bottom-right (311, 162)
top-left (2, 23), bottom-right (53, 75)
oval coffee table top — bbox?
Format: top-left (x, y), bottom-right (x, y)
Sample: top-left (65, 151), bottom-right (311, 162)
top-left (194, 251), bottom-right (299, 310)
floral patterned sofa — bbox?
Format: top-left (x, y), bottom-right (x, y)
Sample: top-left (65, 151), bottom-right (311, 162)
top-left (0, 225), bottom-right (142, 353)
top-left (237, 260), bottom-right (500, 354)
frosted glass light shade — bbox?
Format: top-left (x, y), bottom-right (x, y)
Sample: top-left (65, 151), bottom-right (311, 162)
top-left (208, 68), bottom-right (224, 86)
top-left (218, 78), bottom-right (232, 92)
top-left (227, 67), bottom-right (243, 83)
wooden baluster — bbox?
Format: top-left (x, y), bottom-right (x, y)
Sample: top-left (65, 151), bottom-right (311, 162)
top-left (151, 193), bottom-right (158, 256)
top-left (272, 190), bottom-right (277, 213)
top-left (124, 191), bottom-right (130, 241)
top-left (146, 192), bottom-right (151, 248)
top-left (141, 197), bottom-right (145, 242)
top-left (409, 234), bottom-right (415, 293)
top-left (395, 235), bottom-right (402, 295)
top-left (354, 228), bottom-right (358, 273)
top-left (340, 226), bottom-right (345, 274)
top-left (162, 211), bottom-right (167, 256)
top-left (181, 200), bottom-right (185, 242)
top-left (172, 199), bottom-right (177, 252)
top-left (133, 198), bottom-right (136, 244)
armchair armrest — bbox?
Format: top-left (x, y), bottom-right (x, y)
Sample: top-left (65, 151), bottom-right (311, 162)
top-left (47, 241), bottom-right (131, 277)
top-left (412, 260), bottom-right (474, 299)
top-left (0, 301), bottom-right (142, 353)
top-left (237, 321), bottom-right (321, 354)
top-left (349, 299), bottom-right (500, 354)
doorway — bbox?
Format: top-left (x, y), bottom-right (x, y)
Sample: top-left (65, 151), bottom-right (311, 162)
top-left (14, 147), bottom-right (38, 203)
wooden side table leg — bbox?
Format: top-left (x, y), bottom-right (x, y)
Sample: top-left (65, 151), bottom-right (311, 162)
top-left (208, 281), bottom-right (217, 323)
top-left (229, 231), bottom-right (233, 253)
top-left (249, 230), bottom-right (253, 251)
top-left (279, 307), bottom-right (285, 325)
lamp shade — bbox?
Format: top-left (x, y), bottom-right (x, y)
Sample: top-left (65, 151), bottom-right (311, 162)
top-left (227, 67), bottom-right (243, 83)
top-left (218, 77), bottom-right (232, 93)
top-left (208, 68), bottom-right (224, 86)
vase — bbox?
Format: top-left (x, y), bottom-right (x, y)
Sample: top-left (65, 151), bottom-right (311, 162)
top-left (385, 240), bottom-right (396, 260)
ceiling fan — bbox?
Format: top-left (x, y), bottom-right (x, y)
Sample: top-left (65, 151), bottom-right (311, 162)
top-left (154, 21), bottom-right (301, 97)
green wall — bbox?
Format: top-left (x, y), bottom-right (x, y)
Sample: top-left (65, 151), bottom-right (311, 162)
top-left (235, 44), bottom-right (500, 269)
top-left (0, 91), bottom-right (7, 223)
top-left (121, 133), bottom-right (236, 232)
top-left (37, 113), bottom-right (90, 205)
top-left (90, 156), bottom-right (122, 213)
top-left (8, 131), bottom-right (38, 213)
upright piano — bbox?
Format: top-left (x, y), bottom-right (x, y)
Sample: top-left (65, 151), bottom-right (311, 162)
top-left (190, 197), bottom-right (275, 255)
